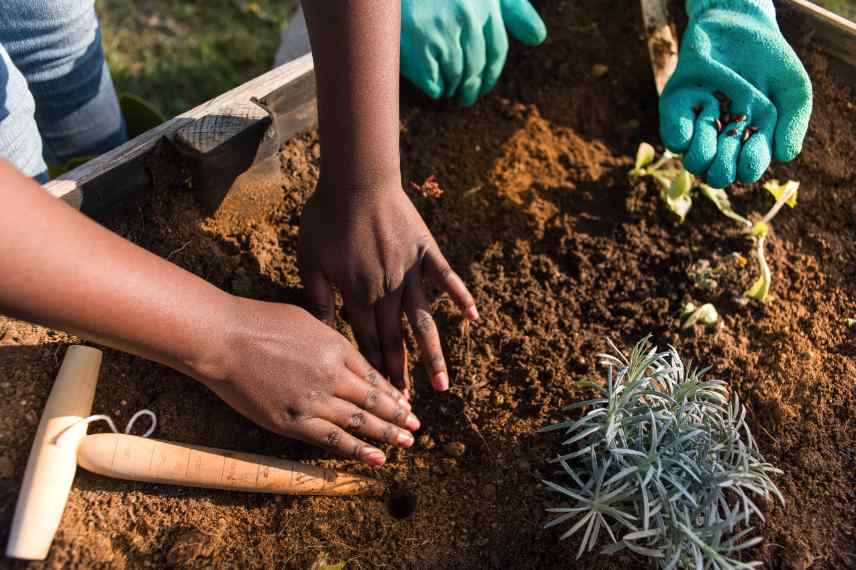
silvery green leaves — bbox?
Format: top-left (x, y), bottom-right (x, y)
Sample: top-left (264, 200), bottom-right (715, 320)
top-left (542, 338), bottom-right (783, 567)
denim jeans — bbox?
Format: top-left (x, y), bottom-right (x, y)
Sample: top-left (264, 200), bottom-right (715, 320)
top-left (0, 1), bottom-right (127, 183)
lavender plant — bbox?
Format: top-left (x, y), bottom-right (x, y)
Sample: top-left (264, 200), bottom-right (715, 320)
top-left (542, 338), bottom-right (783, 568)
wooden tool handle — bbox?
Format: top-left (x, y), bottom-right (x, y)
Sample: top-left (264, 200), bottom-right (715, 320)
top-left (6, 346), bottom-right (103, 560)
top-left (77, 433), bottom-right (383, 496)
top-left (640, 0), bottom-right (679, 95)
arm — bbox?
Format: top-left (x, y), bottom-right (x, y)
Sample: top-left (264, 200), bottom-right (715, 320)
top-left (298, 0), bottom-right (478, 394)
top-left (0, 160), bottom-right (417, 464)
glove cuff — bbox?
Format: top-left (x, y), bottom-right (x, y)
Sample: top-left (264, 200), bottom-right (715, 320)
top-left (686, 0), bottom-right (776, 23)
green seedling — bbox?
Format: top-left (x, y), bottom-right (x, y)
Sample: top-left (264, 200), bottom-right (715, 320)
top-left (629, 143), bottom-right (799, 305)
top-left (542, 338), bottom-right (783, 568)
top-left (681, 303), bottom-right (719, 329)
top-left (629, 143), bottom-right (751, 225)
top-left (742, 180), bottom-right (799, 303)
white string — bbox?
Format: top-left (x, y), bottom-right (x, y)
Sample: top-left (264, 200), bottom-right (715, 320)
top-left (55, 409), bottom-right (157, 447)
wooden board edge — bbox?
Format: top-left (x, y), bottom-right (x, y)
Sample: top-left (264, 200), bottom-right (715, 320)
top-left (780, 0), bottom-right (856, 71)
top-left (43, 53), bottom-right (316, 215)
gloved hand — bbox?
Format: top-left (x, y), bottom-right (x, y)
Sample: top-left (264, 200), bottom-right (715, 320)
top-left (659, 0), bottom-right (812, 188)
top-left (401, 0), bottom-right (547, 106)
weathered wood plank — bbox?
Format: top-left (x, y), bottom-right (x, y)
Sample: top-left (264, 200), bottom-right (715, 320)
top-left (173, 65), bottom-right (317, 214)
top-left (780, 0), bottom-right (856, 71)
top-left (43, 54), bottom-right (315, 216)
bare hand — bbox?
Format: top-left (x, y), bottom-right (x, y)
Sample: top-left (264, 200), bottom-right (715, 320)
top-left (201, 297), bottom-right (420, 465)
top-left (297, 179), bottom-right (478, 393)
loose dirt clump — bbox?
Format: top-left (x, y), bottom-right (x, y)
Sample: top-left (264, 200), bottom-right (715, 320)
top-left (1, 1), bottom-right (854, 568)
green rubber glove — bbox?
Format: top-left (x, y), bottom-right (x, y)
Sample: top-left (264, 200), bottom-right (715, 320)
top-left (659, 0), bottom-right (812, 188)
top-left (401, 0), bottom-right (547, 107)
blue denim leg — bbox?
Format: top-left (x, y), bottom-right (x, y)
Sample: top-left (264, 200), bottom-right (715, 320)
top-left (0, 0), bottom-right (127, 164)
top-left (0, 42), bottom-right (49, 181)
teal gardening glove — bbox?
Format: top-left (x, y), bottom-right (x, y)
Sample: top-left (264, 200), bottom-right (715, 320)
top-left (660, 0), bottom-right (812, 188)
top-left (401, 0), bottom-right (547, 107)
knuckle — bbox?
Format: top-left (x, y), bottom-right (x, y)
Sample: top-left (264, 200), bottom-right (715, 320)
top-left (382, 271), bottom-right (405, 294)
top-left (349, 412), bottom-right (365, 430)
top-left (324, 428), bottom-right (343, 449)
top-left (415, 313), bottom-right (437, 335)
top-left (278, 405), bottom-right (306, 428)
top-left (364, 369), bottom-right (382, 387)
top-left (364, 389), bottom-right (379, 410)
top-left (436, 263), bottom-right (456, 281)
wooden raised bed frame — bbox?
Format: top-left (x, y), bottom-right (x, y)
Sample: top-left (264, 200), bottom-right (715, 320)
top-left (43, 1), bottom-right (855, 217)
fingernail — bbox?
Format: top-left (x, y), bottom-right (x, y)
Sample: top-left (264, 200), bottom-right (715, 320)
top-left (434, 372), bottom-right (449, 391)
top-left (397, 431), bottom-right (415, 447)
top-left (400, 397), bottom-right (412, 411)
top-left (465, 306), bottom-right (479, 320)
top-left (405, 413), bottom-right (421, 431)
top-left (364, 449), bottom-right (386, 465)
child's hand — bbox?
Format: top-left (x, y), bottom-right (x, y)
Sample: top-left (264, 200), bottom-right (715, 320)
top-left (199, 298), bottom-right (419, 466)
top-left (297, 178), bottom-right (478, 393)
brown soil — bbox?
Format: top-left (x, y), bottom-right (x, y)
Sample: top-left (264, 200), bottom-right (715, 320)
top-left (2, 1), bottom-right (854, 568)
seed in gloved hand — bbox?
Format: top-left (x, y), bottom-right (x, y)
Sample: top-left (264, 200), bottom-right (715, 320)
top-left (714, 118), bottom-right (723, 132)
top-left (742, 128), bottom-right (752, 143)
top-left (732, 113), bottom-right (747, 123)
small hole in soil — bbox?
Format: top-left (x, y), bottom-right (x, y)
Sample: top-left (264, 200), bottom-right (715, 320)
top-left (387, 491), bottom-right (417, 520)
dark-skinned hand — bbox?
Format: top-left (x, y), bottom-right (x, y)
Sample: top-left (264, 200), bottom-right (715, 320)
top-left (202, 298), bottom-right (420, 465)
top-left (297, 178), bottom-right (478, 394)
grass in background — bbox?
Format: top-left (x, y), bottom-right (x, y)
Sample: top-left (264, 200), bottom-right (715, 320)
top-left (97, 0), bottom-right (298, 119)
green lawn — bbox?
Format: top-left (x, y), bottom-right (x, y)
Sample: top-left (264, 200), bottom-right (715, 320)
top-left (97, 0), bottom-right (298, 119)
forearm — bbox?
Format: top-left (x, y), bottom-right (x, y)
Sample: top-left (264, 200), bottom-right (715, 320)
top-left (0, 160), bottom-right (230, 380)
top-left (301, 0), bottom-right (401, 191)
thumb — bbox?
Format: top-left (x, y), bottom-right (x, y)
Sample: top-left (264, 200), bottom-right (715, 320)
top-left (300, 267), bottom-right (336, 326)
top-left (500, 0), bottom-right (547, 46)
top-left (772, 82), bottom-right (812, 163)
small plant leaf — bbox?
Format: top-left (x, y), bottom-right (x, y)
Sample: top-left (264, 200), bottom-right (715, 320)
top-left (763, 180), bottom-right (799, 208)
top-left (662, 190), bottom-right (693, 223)
top-left (682, 303), bottom-right (719, 329)
top-left (669, 170), bottom-right (693, 200)
top-left (744, 238), bottom-right (771, 303)
top-left (697, 184), bottom-right (751, 227)
top-left (635, 142), bottom-right (656, 171)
